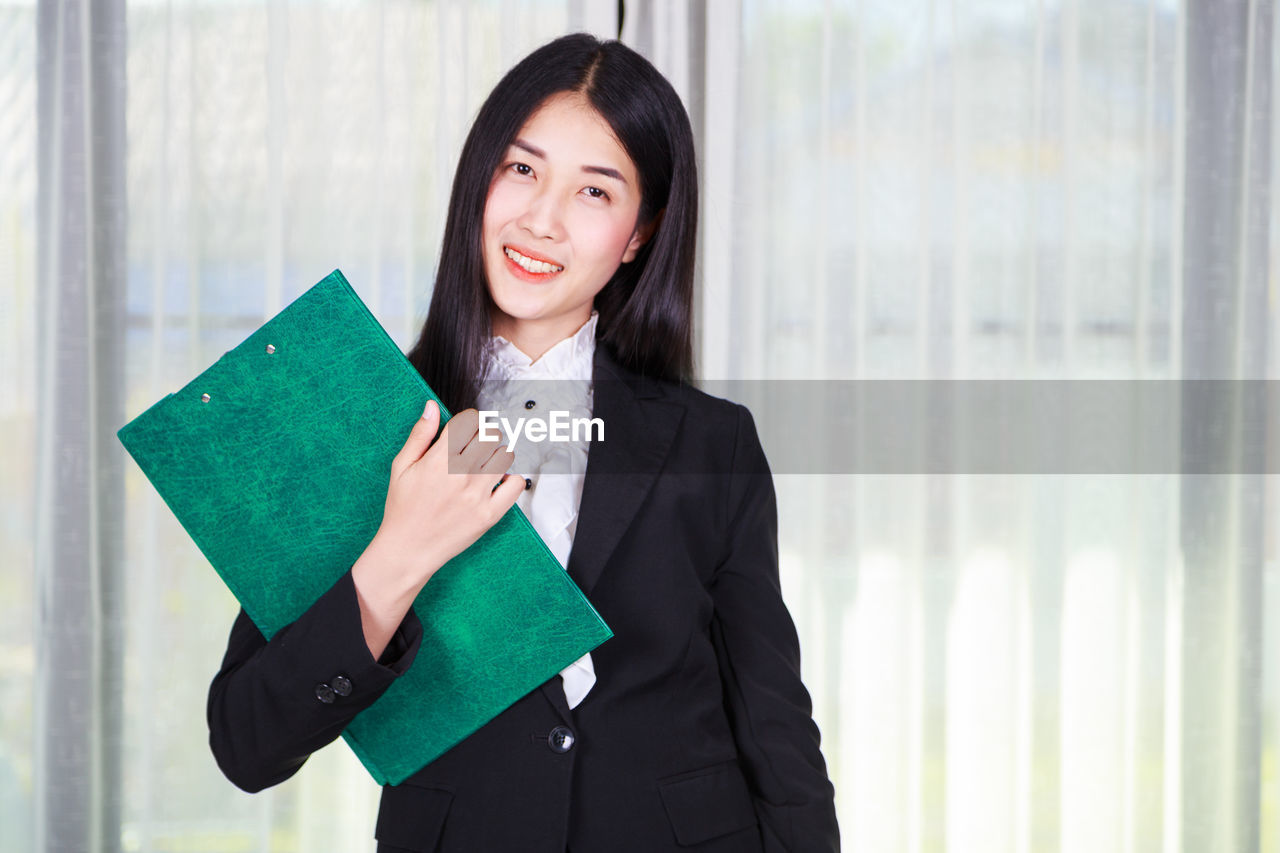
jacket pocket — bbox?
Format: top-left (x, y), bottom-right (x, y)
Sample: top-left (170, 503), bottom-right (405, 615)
top-left (374, 782), bottom-right (454, 852)
top-left (658, 761), bottom-right (758, 847)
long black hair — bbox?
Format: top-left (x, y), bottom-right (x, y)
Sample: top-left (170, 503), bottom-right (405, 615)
top-left (406, 33), bottom-right (698, 412)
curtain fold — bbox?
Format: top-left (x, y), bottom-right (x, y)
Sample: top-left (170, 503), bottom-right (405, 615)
top-left (34, 1), bottom-right (126, 852)
top-left (1179, 0), bottom-right (1272, 848)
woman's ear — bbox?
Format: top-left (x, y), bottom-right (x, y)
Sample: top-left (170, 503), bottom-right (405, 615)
top-left (622, 209), bottom-right (664, 263)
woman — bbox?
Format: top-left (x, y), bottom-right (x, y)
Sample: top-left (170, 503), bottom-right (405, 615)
top-left (208, 33), bottom-right (839, 853)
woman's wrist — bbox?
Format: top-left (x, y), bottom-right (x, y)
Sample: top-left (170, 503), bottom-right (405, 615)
top-left (358, 530), bottom-right (445, 593)
top-left (351, 532), bottom-right (441, 658)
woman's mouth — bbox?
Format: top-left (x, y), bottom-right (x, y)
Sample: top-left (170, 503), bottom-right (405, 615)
top-left (503, 246), bottom-right (564, 281)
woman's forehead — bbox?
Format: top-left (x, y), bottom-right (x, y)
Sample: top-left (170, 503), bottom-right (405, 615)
top-left (511, 92), bottom-right (635, 178)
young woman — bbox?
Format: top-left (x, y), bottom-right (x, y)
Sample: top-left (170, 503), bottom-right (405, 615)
top-left (208, 33), bottom-right (839, 853)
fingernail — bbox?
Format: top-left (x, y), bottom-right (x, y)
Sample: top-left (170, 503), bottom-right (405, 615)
top-left (422, 400), bottom-right (436, 419)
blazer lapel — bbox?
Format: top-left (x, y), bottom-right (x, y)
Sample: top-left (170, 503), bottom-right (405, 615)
top-left (539, 347), bottom-right (683, 723)
top-left (539, 676), bottom-right (574, 726)
top-left (566, 346), bottom-right (684, 597)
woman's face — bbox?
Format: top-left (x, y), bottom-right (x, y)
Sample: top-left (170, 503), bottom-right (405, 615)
top-left (483, 91), bottom-right (650, 356)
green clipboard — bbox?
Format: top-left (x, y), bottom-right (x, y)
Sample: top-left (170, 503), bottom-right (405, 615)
top-left (117, 269), bottom-right (612, 785)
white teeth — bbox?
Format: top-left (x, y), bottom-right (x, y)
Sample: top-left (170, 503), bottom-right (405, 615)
top-left (504, 246), bottom-right (563, 274)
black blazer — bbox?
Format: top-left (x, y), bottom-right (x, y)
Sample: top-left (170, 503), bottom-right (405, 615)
top-left (208, 346), bottom-right (840, 852)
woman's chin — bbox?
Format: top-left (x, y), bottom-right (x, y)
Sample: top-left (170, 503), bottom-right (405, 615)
top-left (490, 296), bottom-right (549, 326)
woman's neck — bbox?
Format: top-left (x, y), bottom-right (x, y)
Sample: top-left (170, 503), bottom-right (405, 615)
top-left (491, 312), bottom-right (592, 364)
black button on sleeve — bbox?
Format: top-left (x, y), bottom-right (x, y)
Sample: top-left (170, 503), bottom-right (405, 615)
top-left (332, 675), bottom-right (352, 697)
top-left (314, 683), bottom-right (336, 704)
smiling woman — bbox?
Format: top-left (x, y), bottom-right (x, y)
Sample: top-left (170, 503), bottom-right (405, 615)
top-left (483, 92), bottom-right (654, 361)
top-left (205, 32), bottom-right (839, 853)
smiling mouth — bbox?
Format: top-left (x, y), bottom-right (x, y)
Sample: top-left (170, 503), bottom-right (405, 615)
top-left (504, 246), bottom-right (565, 275)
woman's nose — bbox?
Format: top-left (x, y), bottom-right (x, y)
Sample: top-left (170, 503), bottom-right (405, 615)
top-left (516, 189), bottom-right (565, 241)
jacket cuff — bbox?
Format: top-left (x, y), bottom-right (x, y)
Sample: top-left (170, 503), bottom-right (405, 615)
top-left (269, 570), bottom-right (423, 717)
top-left (376, 604), bottom-right (422, 674)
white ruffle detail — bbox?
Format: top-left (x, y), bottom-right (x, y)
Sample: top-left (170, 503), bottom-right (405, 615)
top-left (476, 312), bottom-right (598, 709)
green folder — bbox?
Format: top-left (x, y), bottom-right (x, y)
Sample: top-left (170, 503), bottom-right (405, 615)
top-left (117, 269), bottom-right (612, 785)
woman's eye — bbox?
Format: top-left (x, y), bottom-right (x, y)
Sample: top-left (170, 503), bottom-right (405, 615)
top-left (510, 163), bottom-right (533, 177)
top-left (584, 186), bottom-right (609, 200)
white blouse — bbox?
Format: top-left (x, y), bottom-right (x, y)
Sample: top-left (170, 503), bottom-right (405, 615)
top-left (476, 311), bottom-right (598, 709)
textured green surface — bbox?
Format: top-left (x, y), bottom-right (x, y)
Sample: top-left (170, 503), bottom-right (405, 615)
top-left (117, 269), bottom-right (612, 785)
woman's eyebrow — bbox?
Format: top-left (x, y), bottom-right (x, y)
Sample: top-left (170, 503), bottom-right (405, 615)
top-left (582, 164), bottom-right (627, 185)
top-left (512, 139), bottom-right (546, 159)
top-left (511, 139), bottom-right (628, 186)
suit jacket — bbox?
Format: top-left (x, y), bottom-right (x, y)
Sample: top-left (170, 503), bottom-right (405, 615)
top-left (207, 345), bottom-right (840, 852)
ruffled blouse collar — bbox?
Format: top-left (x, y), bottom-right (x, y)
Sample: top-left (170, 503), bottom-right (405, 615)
top-left (485, 311), bottom-right (598, 381)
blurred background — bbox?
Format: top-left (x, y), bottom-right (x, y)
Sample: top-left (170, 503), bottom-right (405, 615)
top-left (3, 0), bottom-right (1280, 850)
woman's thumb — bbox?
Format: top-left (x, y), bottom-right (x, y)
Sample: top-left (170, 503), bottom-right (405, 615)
top-left (392, 399), bottom-right (441, 476)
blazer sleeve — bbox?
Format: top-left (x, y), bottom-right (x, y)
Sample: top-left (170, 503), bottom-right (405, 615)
top-left (708, 404), bottom-right (841, 852)
top-left (207, 569), bottom-right (423, 792)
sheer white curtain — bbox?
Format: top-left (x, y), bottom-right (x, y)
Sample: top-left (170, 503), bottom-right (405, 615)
top-left (682, 0), bottom-right (1277, 851)
top-left (0, 1), bottom-right (37, 844)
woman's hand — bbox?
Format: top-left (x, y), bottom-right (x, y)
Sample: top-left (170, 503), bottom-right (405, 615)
top-left (351, 400), bottom-right (524, 658)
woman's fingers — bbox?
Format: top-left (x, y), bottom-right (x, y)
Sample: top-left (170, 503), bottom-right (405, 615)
top-left (488, 465), bottom-right (526, 514)
top-left (445, 409), bottom-right (483, 458)
top-left (396, 406), bottom-right (497, 477)
top-left (391, 399), bottom-right (441, 478)
top-left (445, 409), bottom-right (514, 475)
top-left (478, 442), bottom-right (516, 477)
top-left (372, 405), bottom-right (525, 589)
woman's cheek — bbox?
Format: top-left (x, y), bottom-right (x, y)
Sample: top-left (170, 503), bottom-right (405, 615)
top-left (582, 212), bottom-right (638, 260)
top-left (484, 182), bottom-right (518, 222)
